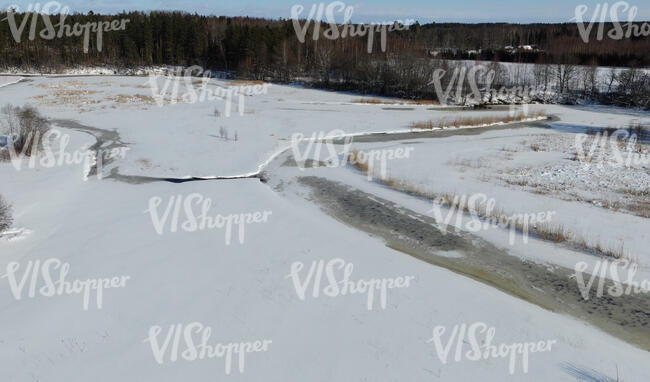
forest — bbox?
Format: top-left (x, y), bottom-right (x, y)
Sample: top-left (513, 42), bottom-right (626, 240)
top-left (1, 10), bottom-right (649, 107)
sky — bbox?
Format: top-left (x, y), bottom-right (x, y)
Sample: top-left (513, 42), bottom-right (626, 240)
top-left (1, 0), bottom-right (649, 23)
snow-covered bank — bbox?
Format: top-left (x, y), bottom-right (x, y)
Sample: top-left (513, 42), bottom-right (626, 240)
top-left (0, 75), bottom-right (24, 88)
top-left (0, 66), bottom-right (169, 77)
top-left (338, 120), bottom-right (649, 258)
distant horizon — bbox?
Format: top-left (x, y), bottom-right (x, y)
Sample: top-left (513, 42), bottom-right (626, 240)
top-left (2, 0), bottom-right (649, 24)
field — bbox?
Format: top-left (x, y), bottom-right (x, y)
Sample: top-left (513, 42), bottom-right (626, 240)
top-left (0, 74), bottom-right (649, 381)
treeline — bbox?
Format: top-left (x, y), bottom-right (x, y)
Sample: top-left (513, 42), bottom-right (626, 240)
top-left (0, 11), bottom-right (648, 107)
top-left (417, 23), bottom-right (650, 67)
top-left (1, 11), bottom-right (649, 71)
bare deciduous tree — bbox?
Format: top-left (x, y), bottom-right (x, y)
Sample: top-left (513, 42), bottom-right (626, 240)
top-left (605, 68), bottom-right (618, 93)
top-left (555, 63), bottom-right (578, 94)
top-left (580, 62), bottom-right (599, 99)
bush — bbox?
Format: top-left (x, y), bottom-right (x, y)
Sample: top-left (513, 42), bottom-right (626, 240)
top-left (0, 146), bottom-right (9, 161)
top-left (0, 104), bottom-right (51, 157)
top-left (0, 195), bottom-right (12, 233)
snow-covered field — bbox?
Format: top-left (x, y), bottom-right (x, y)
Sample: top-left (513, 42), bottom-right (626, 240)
top-left (345, 124), bottom-right (650, 263)
top-left (0, 75), bottom-right (649, 381)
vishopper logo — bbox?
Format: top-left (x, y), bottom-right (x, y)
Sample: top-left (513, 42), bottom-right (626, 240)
top-left (571, 259), bottom-right (649, 300)
top-left (147, 66), bottom-right (270, 113)
top-left (572, 2), bottom-right (650, 43)
top-left (5, 129), bottom-right (129, 180)
top-left (2, 1), bottom-right (129, 53)
top-left (2, 258), bottom-right (130, 310)
top-left (290, 1), bottom-right (414, 53)
top-left (429, 193), bottom-right (556, 245)
top-left (429, 64), bottom-right (545, 109)
top-left (145, 193), bottom-right (272, 245)
top-left (290, 129), bottom-right (414, 180)
top-left (349, 147), bottom-right (414, 181)
top-left (290, 129), bottom-right (353, 170)
top-left (286, 258), bottom-right (415, 310)
top-left (144, 322), bottom-right (272, 375)
top-left (574, 129), bottom-right (650, 169)
top-left (427, 322), bottom-right (556, 375)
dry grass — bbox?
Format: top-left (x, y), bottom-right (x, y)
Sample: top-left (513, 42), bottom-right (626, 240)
top-left (620, 188), bottom-right (649, 197)
top-left (37, 89), bottom-right (100, 98)
top-left (447, 157), bottom-right (490, 169)
top-left (352, 98), bottom-right (400, 105)
top-left (590, 196), bottom-right (650, 219)
top-left (349, 152), bottom-right (627, 259)
top-left (120, 83), bottom-right (149, 89)
top-left (352, 98), bottom-right (439, 105)
top-left (574, 238), bottom-right (626, 259)
top-left (411, 120), bottom-right (436, 130)
top-left (410, 111), bottom-right (547, 131)
top-left (534, 223), bottom-right (570, 243)
top-left (501, 146), bottom-right (521, 153)
top-left (626, 200), bottom-right (650, 218)
top-left (136, 158), bottom-right (153, 169)
top-left (501, 152), bottom-right (515, 161)
top-left (409, 99), bottom-right (440, 105)
top-left (230, 80), bottom-right (265, 86)
top-left (348, 151), bottom-right (371, 174)
top-left (108, 94), bottom-right (157, 106)
top-left (569, 152), bottom-right (596, 163)
top-left (36, 80), bottom-right (87, 89)
top-left (31, 87), bottom-right (103, 110)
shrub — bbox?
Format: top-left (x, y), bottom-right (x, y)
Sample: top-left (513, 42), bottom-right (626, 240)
top-left (0, 104), bottom-right (51, 157)
top-left (0, 195), bottom-right (12, 233)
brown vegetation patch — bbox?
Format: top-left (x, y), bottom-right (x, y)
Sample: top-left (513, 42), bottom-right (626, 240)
top-left (230, 80), bottom-right (265, 86)
top-left (410, 111), bottom-right (547, 131)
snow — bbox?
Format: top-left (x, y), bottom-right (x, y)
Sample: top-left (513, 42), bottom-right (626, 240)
top-left (315, 110), bottom-right (650, 269)
top-left (0, 75), bottom-right (23, 88)
top-left (2, 75), bottom-right (543, 178)
top-left (0, 75), bottom-right (649, 381)
top-left (0, 66), bottom-right (170, 76)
